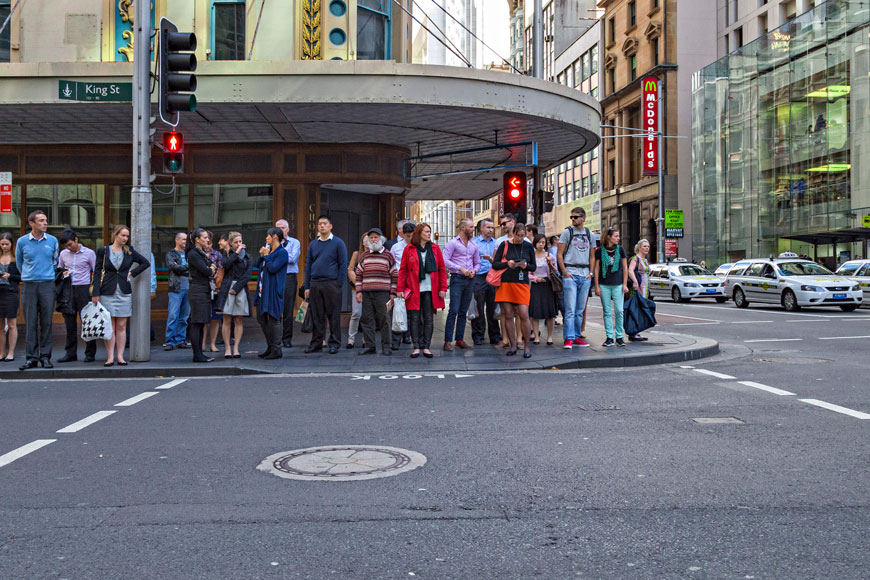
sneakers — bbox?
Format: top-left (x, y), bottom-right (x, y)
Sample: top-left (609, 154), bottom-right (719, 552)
top-left (572, 338), bottom-right (590, 348)
top-left (602, 338), bottom-right (615, 347)
top-left (616, 338), bottom-right (626, 347)
top-left (563, 339), bottom-right (573, 349)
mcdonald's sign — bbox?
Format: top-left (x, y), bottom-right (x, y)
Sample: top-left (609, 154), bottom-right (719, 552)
top-left (642, 76), bottom-right (659, 176)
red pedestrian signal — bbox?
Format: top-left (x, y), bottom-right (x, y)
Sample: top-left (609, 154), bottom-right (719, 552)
top-left (502, 171), bottom-right (528, 224)
top-left (162, 131), bottom-right (184, 173)
top-left (434, 232), bottom-right (440, 242)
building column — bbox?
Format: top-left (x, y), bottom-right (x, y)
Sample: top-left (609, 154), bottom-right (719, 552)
top-left (619, 108), bottom-right (631, 187)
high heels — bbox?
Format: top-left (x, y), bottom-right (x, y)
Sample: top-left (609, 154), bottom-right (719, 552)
top-left (506, 349), bottom-right (517, 356)
top-left (523, 351), bottom-right (532, 358)
top-left (410, 351), bottom-right (421, 359)
top-left (422, 351), bottom-right (433, 358)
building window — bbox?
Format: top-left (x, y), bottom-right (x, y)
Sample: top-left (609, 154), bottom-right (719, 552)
top-left (630, 55), bottom-right (637, 81)
top-left (591, 45), bottom-right (598, 74)
top-left (581, 52), bottom-right (590, 80)
top-left (358, 0), bottom-right (391, 60)
top-left (574, 59), bottom-right (582, 88)
top-left (609, 67), bottom-right (616, 94)
top-left (212, 1), bottom-right (246, 60)
top-left (651, 0), bottom-right (659, 8)
top-left (0, 1), bottom-right (10, 62)
top-left (25, 185), bottom-right (105, 248)
top-left (582, 177), bottom-right (590, 198)
top-left (609, 159), bottom-right (616, 189)
top-left (608, 18), bottom-right (615, 45)
top-left (735, 26), bottom-right (743, 48)
top-left (652, 38), bottom-right (659, 66)
top-left (628, 1), bottom-right (636, 28)
top-left (590, 173), bottom-right (598, 196)
top-left (758, 13), bottom-right (768, 35)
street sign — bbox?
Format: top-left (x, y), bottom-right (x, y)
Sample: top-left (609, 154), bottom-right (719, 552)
top-left (0, 172), bottom-right (11, 214)
top-left (664, 238), bottom-right (678, 258)
top-left (58, 80), bottom-right (132, 102)
top-left (665, 209), bottom-right (684, 238)
top-left (642, 76), bottom-right (659, 176)
top-left (863, 215), bottom-right (870, 227)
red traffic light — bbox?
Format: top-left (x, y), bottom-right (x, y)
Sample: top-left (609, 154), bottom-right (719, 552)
top-left (163, 131), bottom-right (183, 153)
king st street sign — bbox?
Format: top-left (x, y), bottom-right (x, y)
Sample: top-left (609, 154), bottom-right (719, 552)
top-left (58, 80), bottom-right (132, 102)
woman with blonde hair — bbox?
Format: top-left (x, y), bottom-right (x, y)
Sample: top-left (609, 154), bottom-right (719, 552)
top-left (345, 233), bottom-right (368, 349)
top-left (218, 231), bottom-right (253, 358)
top-left (627, 238), bottom-right (651, 342)
top-left (91, 224), bottom-right (150, 366)
top-left (0, 232), bottom-right (21, 361)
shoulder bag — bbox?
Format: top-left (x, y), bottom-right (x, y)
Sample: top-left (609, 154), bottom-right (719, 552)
top-left (547, 254), bottom-right (563, 294)
top-left (485, 242), bottom-right (506, 287)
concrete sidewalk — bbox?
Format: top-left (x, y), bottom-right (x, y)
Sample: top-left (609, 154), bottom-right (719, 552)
top-left (0, 310), bottom-right (717, 378)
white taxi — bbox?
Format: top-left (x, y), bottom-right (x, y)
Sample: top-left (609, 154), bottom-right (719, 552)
top-left (836, 259), bottom-right (870, 307)
top-left (724, 252), bottom-right (863, 312)
top-left (648, 259), bottom-right (728, 303)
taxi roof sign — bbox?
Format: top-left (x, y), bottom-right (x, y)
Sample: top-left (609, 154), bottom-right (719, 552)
top-left (778, 251), bottom-right (799, 258)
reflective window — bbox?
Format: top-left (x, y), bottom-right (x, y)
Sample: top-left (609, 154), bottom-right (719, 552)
top-left (213, 1), bottom-right (245, 61)
top-left (25, 185), bottom-right (105, 250)
top-left (678, 266), bottom-right (712, 276)
top-left (837, 262), bottom-right (861, 275)
top-left (777, 261), bottom-right (833, 276)
top-left (0, 2), bottom-right (10, 63)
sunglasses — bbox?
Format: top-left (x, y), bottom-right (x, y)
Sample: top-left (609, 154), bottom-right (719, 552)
top-left (570, 215), bottom-right (584, 219)
top-left (499, 222), bottom-right (508, 226)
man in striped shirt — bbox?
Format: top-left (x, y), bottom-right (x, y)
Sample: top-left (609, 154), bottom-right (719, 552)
top-left (355, 228), bottom-right (398, 356)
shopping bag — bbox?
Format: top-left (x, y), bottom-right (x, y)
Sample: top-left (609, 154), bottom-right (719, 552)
top-left (466, 296), bottom-right (479, 320)
top-left (623, 293), bottom-right (657, 336)
top-left (301, 305), bottom-right (314, 334)
top-left (295, 299), bottom-right (309, 323)
top-left (80, 301), bottom-right (114, 342)
top-left (392, 297), bottom-right (408, 332)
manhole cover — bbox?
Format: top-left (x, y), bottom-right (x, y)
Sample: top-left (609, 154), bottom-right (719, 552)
top-left (257, 445), bottom-right (427, 481)
top-left (753, 357), bottom-right (832, 364)
top-left (691, 417), bottom-right (745, 424)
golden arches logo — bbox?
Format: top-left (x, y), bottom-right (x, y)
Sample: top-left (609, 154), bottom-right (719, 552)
top-left (644, 79), bottom-right (658, 92)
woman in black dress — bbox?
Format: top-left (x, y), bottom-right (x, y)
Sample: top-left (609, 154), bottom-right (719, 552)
top-left (218, 231), bottom-right (253, 358)
top-left (187, 228), bottom-right (217, 363)
top-left (0, 232), bottom-right (21, 361)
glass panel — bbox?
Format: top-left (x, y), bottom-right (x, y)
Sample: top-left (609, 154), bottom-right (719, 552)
top-left (214, 2), bottom-right (245, 61)
top-left (0, 3), bottom-right (10, 63)
top-left (357, 10), bottom-right (386, 60)
top-left (113, 185), bottom-right (189, 268)
top-left (192, 184), bottom-right (273, 257)
top-left (591, 45), bottom-right (598, 74)
top-left (25, 185), bottom-right (105, 250)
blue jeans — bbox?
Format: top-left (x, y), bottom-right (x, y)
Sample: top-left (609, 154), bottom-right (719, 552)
top-left (165, 290), bottom-right (190, 346)
top-left (600, 284), bottom-right (625, 339)
top-left (562, 274), bottom-right (591, 341)
top-left (444, 275), bottom-right (475, 342)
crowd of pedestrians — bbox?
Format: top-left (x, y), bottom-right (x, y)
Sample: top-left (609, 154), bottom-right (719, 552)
top-left (0, 205), bottom-right (651, 368)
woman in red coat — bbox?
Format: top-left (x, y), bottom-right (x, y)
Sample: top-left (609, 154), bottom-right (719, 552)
top-left (398, 223), bottom-right (448, 359)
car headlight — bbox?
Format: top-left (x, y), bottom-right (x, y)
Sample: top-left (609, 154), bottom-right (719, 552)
top-left (852, 285), bottom-right (860, 292)
top-left (800, 285), bottom-right (825, 292)
top-left (684, 282), bottom-right (699, 287)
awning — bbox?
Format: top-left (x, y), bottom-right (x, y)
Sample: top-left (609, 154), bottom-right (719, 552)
top-left (781, 227), bottom-right (870, 245)
top-left (0, 61), bottom-right (600, 200)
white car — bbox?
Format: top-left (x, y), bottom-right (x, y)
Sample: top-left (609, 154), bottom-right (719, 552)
top-left (713, 263), bottom-right (734, 277)
top-left (836, 259), bottom-right (870, 307)
top-left (648, 261), bottom-right (727, 303)
top-left (724, 253), bottom-right (863, 312)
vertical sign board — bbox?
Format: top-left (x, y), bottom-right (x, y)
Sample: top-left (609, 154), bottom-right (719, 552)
top-left (642, 76), bottom-right (659, 176)
top-left (664, 238), bottom-right (678, 258)
top-left (0, 172), bottom-right (12, 214)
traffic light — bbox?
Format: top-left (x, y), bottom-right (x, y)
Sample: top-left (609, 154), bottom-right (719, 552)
top-left (434, 232), bottom-right (440, 242)
top-left (163, 131), bottom-right (184, 173)
top-left (503, 171), bottom-right (528, 224)
top-left (159, 17), bottom-right (197, 124)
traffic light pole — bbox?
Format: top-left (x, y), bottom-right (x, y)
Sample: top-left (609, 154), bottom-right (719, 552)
top-left (130, 0), bottom-right (153, 362)
top-left (532, 0), bottom-right (544, 227)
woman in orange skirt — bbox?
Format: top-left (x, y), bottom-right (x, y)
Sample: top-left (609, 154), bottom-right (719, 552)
top-left (492, 223), bottom-right (536, 358)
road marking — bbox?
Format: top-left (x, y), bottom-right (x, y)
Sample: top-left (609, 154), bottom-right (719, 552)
top-left (693, 369), bottom-right (736, 380)
top-left (737, 381), bottom-right (795, 396)
top-left (155, 378), bottom-right (188, 390)
top-left (351, 374), bottom-right (474, 381)
top-left (680, 365), bottom-right (695, 369)
top-left (659, 302), bottom-right (831, 318)
top-left (0, 439), bottom-right (56, 468)
top-left (799, 399), bottom-right (870, 420)
top-left (731, 320), bottom-right (772, 324)
top-left (674, 322), bottom-right (720, 326)
top-left (744, 338), bottom-right (803, 343)
top-left (786, 320), bottom-right (827, 323)
top-left (658, 312), bottom-right (721, 322)
top-left (56, 411), bottom-right (117, 433)
top-left (115, 391), bottom-right (160, 407)
top-left (818, 335), bottom-right (870, 340)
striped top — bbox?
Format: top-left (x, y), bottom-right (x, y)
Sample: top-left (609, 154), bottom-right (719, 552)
top-left (355, 249), bottom-right (398, 295)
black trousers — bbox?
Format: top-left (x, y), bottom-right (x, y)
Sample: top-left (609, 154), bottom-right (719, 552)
top-left (64, 285), bottom-right (97, 359)
top-left (22, 281), bottom-right (54, 362)
top-left (281, 273), bottom-right (297, 345)
top-left (471, 274), bottom-right (501, 344)
top-left (409, 291), bottom-right (434, 350)
top-left (258, 309), bottom-right (282, 353)
top-left (360, 291), bottom-right (391, 352)
top-left (309, 279), bottom-right (342, 349)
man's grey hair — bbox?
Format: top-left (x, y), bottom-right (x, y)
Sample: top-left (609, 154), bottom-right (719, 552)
top-left (396, 218), bottom-right (410, 231)
top-left (275, 219), bottom-right (289, 228)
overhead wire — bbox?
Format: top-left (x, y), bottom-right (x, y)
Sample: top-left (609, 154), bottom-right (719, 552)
top-left (408, 0), bottom-right (471, 67)
top-left (0, 0), bottom-right (26, 38)
top-left (391, 0), bottom-right (472, 67)
top-left (427, 0), bottom-right (521, 73)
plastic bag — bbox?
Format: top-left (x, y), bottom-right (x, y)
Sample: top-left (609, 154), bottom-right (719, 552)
top-left (301, 304), bottom-right (314, 334)
top-left (392, 297), bottom-right (408, 332)
top-left (80, 301), bottom-right (114, 342)
top-left (295, 299), bottom-right (309, 323)
top-left (494, 303), bottom-right (501, 318)
top-left (467, 296), bottom-right (479, 320)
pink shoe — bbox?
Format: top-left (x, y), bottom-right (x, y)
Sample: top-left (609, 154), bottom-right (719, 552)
top-left (563, 339), bottom-right (573, 349)
top-left (573, 338), bottom-right (590, 348)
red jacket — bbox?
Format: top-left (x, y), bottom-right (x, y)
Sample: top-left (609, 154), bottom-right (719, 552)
top-left (397, 243), bottom-right (448, 311)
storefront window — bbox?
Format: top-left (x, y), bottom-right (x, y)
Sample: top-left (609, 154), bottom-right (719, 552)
top-left (112, 185), bottom-right (189, 267)
top-left (193, 184), bottom-right (273, 254)
top-left (25, 185), bottom-right (105, 250)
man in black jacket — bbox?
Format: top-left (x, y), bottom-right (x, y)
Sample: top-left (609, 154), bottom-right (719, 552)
top-left (164, 232), bottom-right (191, 350)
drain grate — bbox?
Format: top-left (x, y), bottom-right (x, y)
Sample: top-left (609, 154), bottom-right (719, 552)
top-left (691, 417), bottom-right (745, 424)
top-left (257, 445), bottom-right (427, 482)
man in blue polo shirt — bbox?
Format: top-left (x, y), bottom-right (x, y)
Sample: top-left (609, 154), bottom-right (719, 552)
top-left (15, 210), bottom-right (59, 369)
top-left (471, 218), bottom-right (502, 345)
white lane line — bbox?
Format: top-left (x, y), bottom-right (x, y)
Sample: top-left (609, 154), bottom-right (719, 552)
top-left (693, 369), bottom-right (736, 380)
top-left (731, 320), bottom-right (772, 324)
top-left (786, 320), bottom-right (827, 323)
top-left (738, 381), bottom-right (796, 396)
top-left (155, 378), bottom-right (188, 390)
top-left (0, 439), bottom-right (57, 468)
top-left (56, 410), bottom-right (117, 433)
top-left (659, 302), bottom-right (831, 318)
top-left (744, 338), bottom-right (803, 343)
top-left (680, 365), bottom-right (695, 369)
top-left (674, 322), bottom-right (720, 326)
top-left (799, 399), bottom-right (870, 420)
top-left (115, 391), bottom-right (160, 407)
top-left (659, 313), bottom-right (721, 322)
top-left (818, 335), bottom-right (870, 340)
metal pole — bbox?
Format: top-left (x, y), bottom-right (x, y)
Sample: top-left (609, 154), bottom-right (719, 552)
top-left (130, 0), bottom-right (153, 362)
top-left (656, 78), bottom-right (665, 264)
top-left (533, 0), bottom-right (544, 227)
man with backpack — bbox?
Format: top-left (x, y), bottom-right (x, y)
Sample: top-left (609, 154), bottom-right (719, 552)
top-left (557, 207), bottom-right (597, 349)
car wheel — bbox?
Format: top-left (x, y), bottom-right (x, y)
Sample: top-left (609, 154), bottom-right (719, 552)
top-left (781, 289), bottom-right (800, 312)
top-left (840, 304), bottom-right (858, 312)
top-left (733, 288), bottom-right (749, 308)
top-left (715, 296), bottom-right (727, 304)
top-left (671, 286), bottom-right (683, 303)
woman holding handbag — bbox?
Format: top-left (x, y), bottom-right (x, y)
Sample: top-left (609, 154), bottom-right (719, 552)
top-left (397, 223), bottom-right (447, 359)
top-left (492, 223), bottom-right (536, 357)
top-left (345, 234), bottom-right (367, 349)
top-left (627, 239), bottom-right (651, 342)
top-left (91, 224), bottom-right (150, 366)
top-left (528, 234), bottom-right (558, 346)
top-left (186, 228), bottom-right (217, 363)
top-left (218, 232), bottom-right (253, 358)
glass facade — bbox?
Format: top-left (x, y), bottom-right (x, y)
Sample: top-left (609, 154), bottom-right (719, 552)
top-left (693, 0), bottom-right (870, 266)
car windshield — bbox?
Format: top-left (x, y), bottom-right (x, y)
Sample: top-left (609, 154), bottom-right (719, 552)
top-left (836, 263), bottom-right (861, 276)
top-left (777, 262), bottom-right (834, 276)
top-left (678, 266), bottom-right (712, 276)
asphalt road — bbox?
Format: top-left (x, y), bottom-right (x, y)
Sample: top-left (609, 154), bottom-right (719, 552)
top-left (1, 300), bottom-right (868, 579)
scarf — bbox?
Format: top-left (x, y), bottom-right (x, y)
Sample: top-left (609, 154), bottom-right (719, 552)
top-left (416, 242), bottom-right (437, 283)
top-left (601, 245), bottom-right (620, 277)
